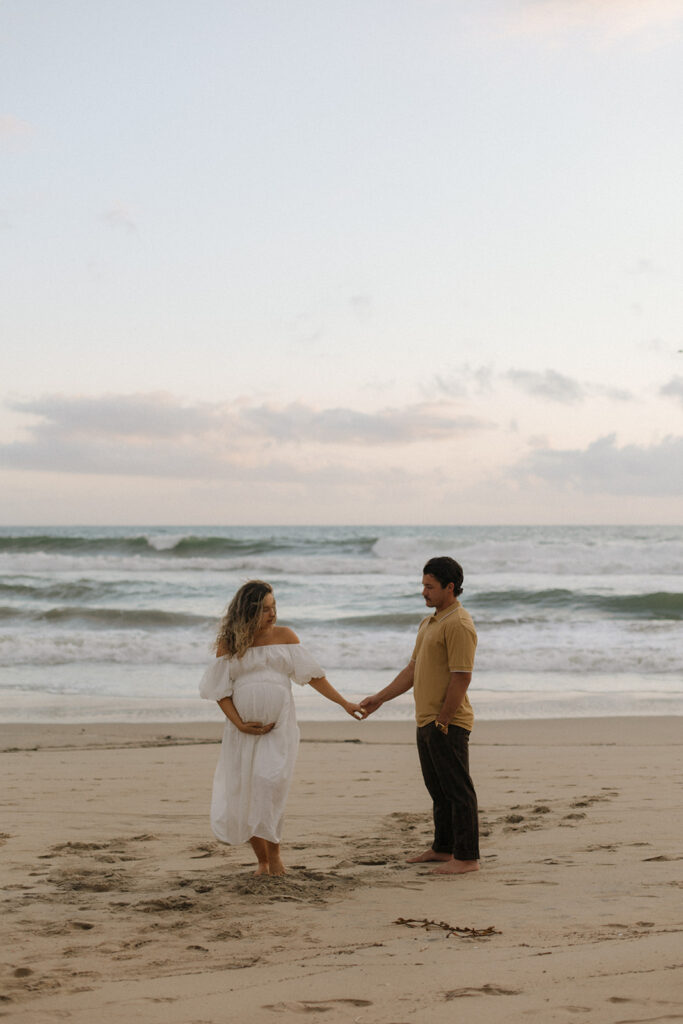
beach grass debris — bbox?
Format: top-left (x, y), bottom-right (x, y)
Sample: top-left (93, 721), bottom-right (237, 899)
top-left (394, 917), bottom-right (500, 939)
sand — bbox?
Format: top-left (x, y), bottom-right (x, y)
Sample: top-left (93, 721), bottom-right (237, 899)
top-left (1, 716), bottom-right (681, 1023)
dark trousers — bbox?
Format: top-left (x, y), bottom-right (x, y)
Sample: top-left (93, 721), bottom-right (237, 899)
top-left (416, 722), bottom-right (480, 861)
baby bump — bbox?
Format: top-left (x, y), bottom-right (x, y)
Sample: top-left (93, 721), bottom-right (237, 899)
top-left (232, 679), bottom-right (290, 724)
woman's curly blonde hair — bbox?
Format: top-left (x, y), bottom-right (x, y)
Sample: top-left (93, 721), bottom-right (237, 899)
top-left (214, 579), bottom-right (274, 659)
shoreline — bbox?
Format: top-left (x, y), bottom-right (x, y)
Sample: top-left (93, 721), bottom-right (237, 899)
top-left (2, 668), bottom-right (681, 728)
top-left (2, 715), bottom-right (681, 1022)
top-left (0, 715), bottom-right (681, 752)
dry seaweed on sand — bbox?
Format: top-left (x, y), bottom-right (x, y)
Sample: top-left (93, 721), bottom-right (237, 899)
top-left (394, 917), bottom-right (500, 939)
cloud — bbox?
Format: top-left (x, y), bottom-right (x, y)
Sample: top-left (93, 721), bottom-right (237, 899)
top-left (628, 257), bottom-right (661, 275)
top-left (594, 385), bottom-right (635, 402)
top-left (661, 376), bottom-right (683, 407)
top-left (0, 435), bottom-right (213, 478)
top-left (429, 365), bottom-right (633, 404)
top-left (240, 401), bottom-right (486, 445)
top-left (427, 364), bottom-right (495, 399)
top-left (0, 392), bottom-right (489, 478)
top-left (0, 115), bottom-right (33, 150)
top-left (506, 368), bottom-right (584, 403)
top-left (515, 433), bottom-right (683, 496)
top-left (639, 338), bottom-right (677, 356)
top-left (0, 433), bottom-right (396, 484)
top-left (8, 393), bottom-right (218, 439)
top-left (431, 375), bottom-right (468, 399)
top-left (503, 0), bottom-right (683, 43)
top-left (103, 202), bottom-right (138, 234)
top-left (349, 293), bottom-right (373, 322)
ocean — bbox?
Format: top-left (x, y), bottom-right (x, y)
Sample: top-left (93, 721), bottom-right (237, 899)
top-left (0, 525), bottom-right (681, 723)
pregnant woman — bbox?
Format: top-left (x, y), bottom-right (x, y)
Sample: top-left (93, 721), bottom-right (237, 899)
top-left (199, 579), bottom-right (363, 876)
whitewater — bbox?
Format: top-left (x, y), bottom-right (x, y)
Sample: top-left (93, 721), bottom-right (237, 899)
top-left (0, 525), bottom-right (681, 722)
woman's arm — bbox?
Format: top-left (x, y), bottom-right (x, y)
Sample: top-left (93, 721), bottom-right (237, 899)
top-left (217, 696), bottom-right (275, 735)
top-left (307, 676), bottom-right (364, 720)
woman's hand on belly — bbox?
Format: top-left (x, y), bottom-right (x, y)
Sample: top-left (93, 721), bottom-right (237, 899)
top-left (238, 720), bottom-right (276, 736)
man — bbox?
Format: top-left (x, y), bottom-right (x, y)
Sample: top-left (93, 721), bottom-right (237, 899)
top-left (360, 556), bottom-right (479, 875)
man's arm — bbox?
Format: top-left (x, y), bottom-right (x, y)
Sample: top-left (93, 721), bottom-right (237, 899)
top-left (360, 661), bottom-right (415, 717)
top-left (436, 671), bottom-right (472, 727)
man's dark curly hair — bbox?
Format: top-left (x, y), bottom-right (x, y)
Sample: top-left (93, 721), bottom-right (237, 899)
top-left (423, 556), bottom-right (464, 596)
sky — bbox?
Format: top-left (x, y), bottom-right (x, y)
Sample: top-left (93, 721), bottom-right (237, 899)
top-left (2, 0), bottom-right (683, 526)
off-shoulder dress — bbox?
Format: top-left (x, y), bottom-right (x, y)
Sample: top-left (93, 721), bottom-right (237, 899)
top-left (199, 643), bottom-right (324, 845)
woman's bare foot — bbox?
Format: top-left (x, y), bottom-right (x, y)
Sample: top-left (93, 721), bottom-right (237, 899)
top-left (249, 836), bottom-right (271, 875)
top-left (265, 840), bottom-right (286, 876)
top-left (431, 859), bottom-right (479, 875)
top-left (406, 847), bottom-right (453, 864)
top-left (249, 836), bottom-right (285, 876)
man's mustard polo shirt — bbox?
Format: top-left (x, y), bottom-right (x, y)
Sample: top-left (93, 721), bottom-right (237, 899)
top-left (411, 601), bottom-right (477, 731)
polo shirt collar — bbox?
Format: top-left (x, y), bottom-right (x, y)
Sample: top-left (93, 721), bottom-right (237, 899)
top-left (431, 600), bottom-right (460, 623)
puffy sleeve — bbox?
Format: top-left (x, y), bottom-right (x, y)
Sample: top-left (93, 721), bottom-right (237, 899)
top-left (199, 657), bottom-right (233, 701)
top-left (287, 644), bottom-right (325, 686)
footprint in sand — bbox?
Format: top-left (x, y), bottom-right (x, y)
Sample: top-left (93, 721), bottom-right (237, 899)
top-left (264, 999), bottom-right (373, 1013)
top-left (49, 834), bottom-right (158, 862)
top-left (444, 984), bottom-right (521, 999)
top-left (504, 878), bottom-right (559, 886)
top-left (571, 792), bottom-right (619, 807)
top-left (189, 843), bottom-right (218, 859)
top-left (226, 868), bottom-right (358, 905)
top-left (132, 896), bottom-right (194, 913)
top-left (52, 841), bottom-right (112, 853)
top-left (48, 868), bottom-right (129, 892)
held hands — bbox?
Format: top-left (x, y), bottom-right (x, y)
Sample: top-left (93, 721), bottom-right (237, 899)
top-left (358, 694), bottom-right (382, 718)
top-left (343, 701), bottom-right (366, 721)
top-left (239, 720), bottom-right (275, 736)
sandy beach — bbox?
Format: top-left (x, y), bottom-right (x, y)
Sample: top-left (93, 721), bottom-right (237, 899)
top-left (1, 716), bottom-right (681, 1023)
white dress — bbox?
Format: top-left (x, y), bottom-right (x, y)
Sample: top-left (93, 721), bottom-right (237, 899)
top-left (199, 643), bottom-right (324, 845)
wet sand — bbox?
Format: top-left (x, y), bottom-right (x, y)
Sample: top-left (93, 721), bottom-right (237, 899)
top-left (1, 716), bottom-right (681, 1023)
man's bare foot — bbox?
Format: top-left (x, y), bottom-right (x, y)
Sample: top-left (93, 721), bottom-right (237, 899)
top-left (431, 859), bottom-right (479, 875)
top-left (406, 847), bottom-right (453, 864)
